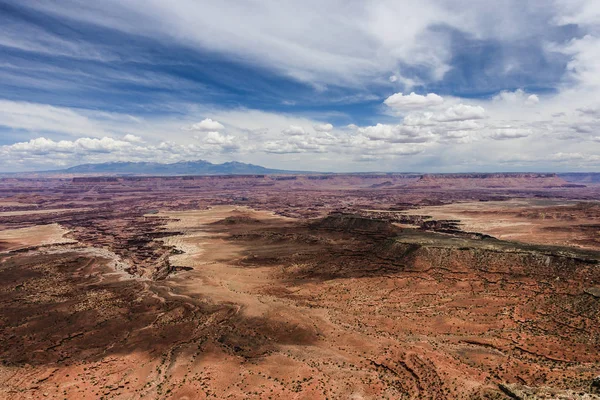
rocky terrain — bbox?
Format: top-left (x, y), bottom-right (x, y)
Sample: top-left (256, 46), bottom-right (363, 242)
top-left (412, 173), bottom-right (574, 189)
top-left (0, 174), bottom-right (599, 399)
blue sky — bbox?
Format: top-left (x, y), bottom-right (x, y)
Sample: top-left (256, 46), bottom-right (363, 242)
top-left (0, 0), bottom-right (599, 172)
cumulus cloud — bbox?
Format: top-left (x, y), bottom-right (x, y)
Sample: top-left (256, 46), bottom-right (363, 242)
top-left (343, 134), bottom-right (424, 158)
top-left (551, 152), bottom-right (591, 161)
top-left (263, 138), bottom-right (326, 154)
top-left (3, 0), bottom-right (600, 173)
top-left (264, 127), bottom-right (338, 154)
top-left (3, 83), bottom-right (600, 172)
top-left (123, 134), bottom-right (144, 143)
top-left (578, 107), bottom-right (600, 117)
top-left (357, 123), bottom-right (434, 143)
top-left (435, 104), bottom-right (486, 122)
top-left (490, 127), bottom-right (532, 140)
top-left (314, 123), bottom-right (333, 132)
top-left (263, 141), bottom-right (302, 154)
top-left (526, 95), bottom-right (540, 106)
top-left (403, 112), bottom-right (485, 128)
top-left (0, 99), bottom-right (236, 147)
top-left (282, 125), bottom-right (306, 136)
top-left (441, 120), bottom-right (483, 131)
top-left (493, 89), bottom-right (540, 106)
top-left (402, 113), bottom-right (437, 127)
top-left (200, 131), bottom-right (239, 152)
top-left (356, 124), bottom-right (398, 141)
top-left (7, 137), bottom-right (75, 155)
top-left (497, 152), bottom-right (600, 166)
top-left (183, 118), bottom-right (225, 131)
top-left (384, 92), bottom-right (444, 111)
top-left (557, 34), bottom-right (600, 88)
top-left (0, 133), bottom-right (242, 170)
top-left (1, 136), bottom-right (135, 156)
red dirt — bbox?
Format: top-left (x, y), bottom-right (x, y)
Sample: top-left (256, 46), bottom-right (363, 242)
top-left (0, 175), bottom-right (599, 399)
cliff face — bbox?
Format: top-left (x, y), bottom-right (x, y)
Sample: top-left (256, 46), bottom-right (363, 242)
top-left (310, 213), bottom-right (399, 236)
top-left (235, 212), bottom-right (600, 394)
top-left (412, 173), bottom-right (570, 188)
top-left (381, 239), bottom-right (597, 283)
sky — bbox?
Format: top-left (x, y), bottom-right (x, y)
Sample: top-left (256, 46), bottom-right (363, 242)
top-left (0, 0), bottom-right (599, 173)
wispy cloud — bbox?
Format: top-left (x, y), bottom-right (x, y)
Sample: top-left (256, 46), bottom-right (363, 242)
top-left (0, 1), bottom-right (599, 171)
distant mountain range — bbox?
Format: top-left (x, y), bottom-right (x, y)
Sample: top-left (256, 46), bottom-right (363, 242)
top-left (55, 160), bottom-right (304, 175)
top-left (2, 160), bottom-right (599, 182)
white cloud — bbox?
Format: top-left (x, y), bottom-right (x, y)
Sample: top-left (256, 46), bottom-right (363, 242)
top-left (526, 94), bottom-right (540, 106)
top-left (8, 137), bottom-right (75, 155)
top-left (2, 1), bottom-right (600, 173)
top-left (554, 0), bottom-right (600, 27)
top-left (263, 141), bottom-right (303, 154)
top-left (356, 124), bottom-right (396, 141)
top-left (402, 112), bottom-right (437, 127)
top-left (578, 107), bottom-right (600, 117)
top-left (435, 104), bottom-right (486, 122)
top-left (403, 112), bottom-right (485, 128)
top-left (343, 133), bottom-right (425, 158)
top-left (3, 64), bottom-right (600, 173)
top-left (490, 127), bottom-right (532, 140)
top-left (441, 120), bottom-right (483, 131)
top-left (493, 89), bottom-right (540, 106)
top-left (27, 0), bottom-right (581, 88)
top-left (123, 134), bottom-right (144, 143)
top-left (356, 123), bottom-right (435, 144)
top-left (384, 92), bottom-right (444, 111)
top-left (183, 118), bottom-right (225, 131)
top-left (0, 19), bottom-right (119, 62)
top-left (200, 131), bottom-right (240, 152)
top-left (0, 134), bottom-right (243, 170)
top-left (562, 35), bottom-right (600, 88)
top-left (3, 0), bottom-right (596, 100)
top-left (0, 99), bottom-right (190, 143)
top-left (31, 0), bottom-right (449, 86)
top-left (0, 99), bottom-right (108, 137)
top-left (282, 125), bottom-right (306, 136)
top-left (1, 136), bottom-right (134, 156)
top-left (314, 123), bottom-right (334, 132)
top-left (263, 138), bottom-right (326, 154)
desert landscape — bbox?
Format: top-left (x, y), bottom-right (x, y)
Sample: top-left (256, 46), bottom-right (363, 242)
top-left (4, 0), bottom-right (600, 398)
top-left (0, 172), bottom-right (599, 399)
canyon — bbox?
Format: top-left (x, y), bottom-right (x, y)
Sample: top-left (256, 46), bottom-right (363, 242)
top-left (0, 173), bottom-right (599, 399)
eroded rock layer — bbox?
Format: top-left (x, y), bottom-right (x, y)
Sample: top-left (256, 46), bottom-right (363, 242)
top-left (0, 176), bottom-right (599, 399)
